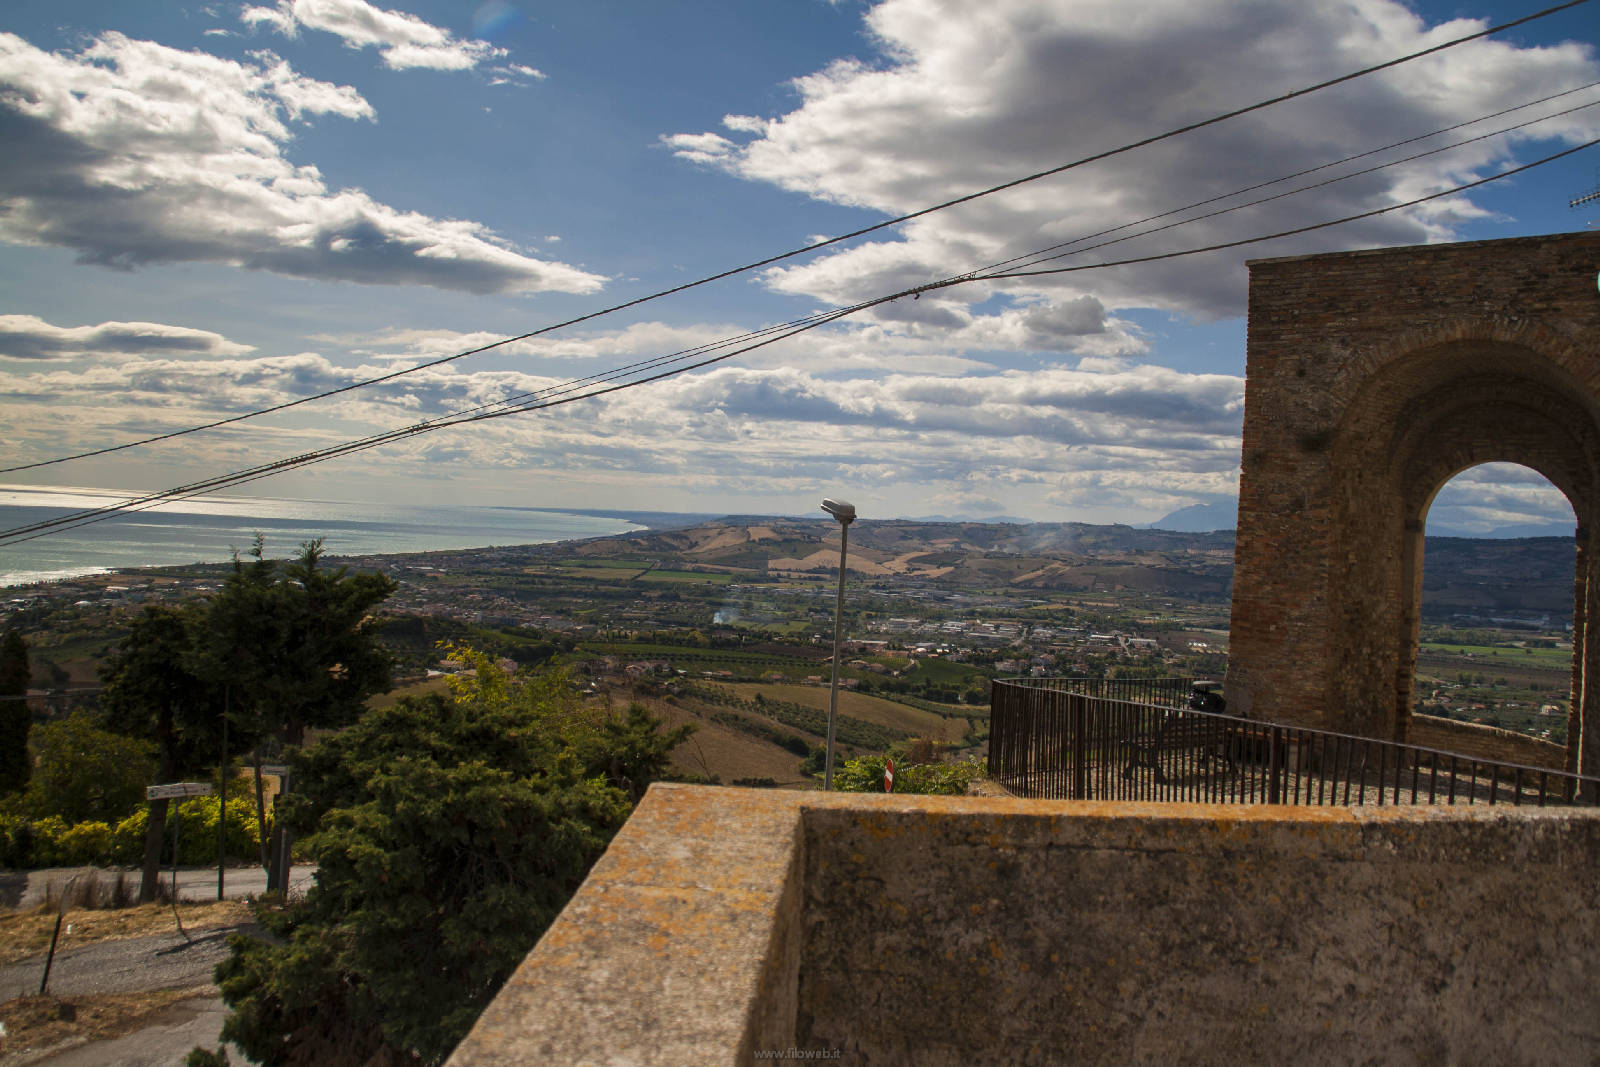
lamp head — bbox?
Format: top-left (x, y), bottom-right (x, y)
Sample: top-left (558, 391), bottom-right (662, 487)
top-left (820, 498), bottom-right (856, 524)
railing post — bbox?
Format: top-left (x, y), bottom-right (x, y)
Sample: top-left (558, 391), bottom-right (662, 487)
top-left (1268, 725), bottom-right (1282, 805)
top-left (1071, 693), bottom-right (1087, 800)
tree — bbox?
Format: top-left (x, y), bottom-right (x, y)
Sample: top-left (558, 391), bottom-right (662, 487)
top-left (210, 656), bottom-right (691, 1066)
top-left (0, 628), bottom-right (30, 795)
top-left (198, 538), bottom-right (396, 890)
top-left (24, 711), bottom-right (156, 824)
top-left (101, 605), bottom-right (251, 902)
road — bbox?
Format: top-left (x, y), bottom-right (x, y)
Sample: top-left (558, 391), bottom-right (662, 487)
top-left (2, 866), bottom-right (317, 1065)
top-left (2, 865), bottom-right (319, 912)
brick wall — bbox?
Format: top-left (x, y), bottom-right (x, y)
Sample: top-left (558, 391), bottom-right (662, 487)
top-left (1410, 713), bottom-right (1567, 771)
top-left (1226, 232), bottom-right (1600, 768)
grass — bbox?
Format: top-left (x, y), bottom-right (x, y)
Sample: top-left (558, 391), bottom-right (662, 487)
top-left (715, 682), bottom-right (968, 743)
top-left (640, 570), bottom-right (735, 585)
top-left (630, 695), bottom-right (815, 786)
top-left (1, 898), bottom-right (255, 966)
top-left (367, 675), bottom-right (452, 709)
top-left (0, 988), bottom-right (211, 1061)
top-left (1418, 643), bottom-right (1570, 668)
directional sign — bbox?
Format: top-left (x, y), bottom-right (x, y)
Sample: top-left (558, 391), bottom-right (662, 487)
top-left (146, 782), bottom-right (214, 800)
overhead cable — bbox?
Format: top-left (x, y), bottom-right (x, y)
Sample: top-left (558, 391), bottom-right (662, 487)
top-left (2, 0), bottom-right (1590, 475)
top-left (3, 135), bottom-right (1593, 548)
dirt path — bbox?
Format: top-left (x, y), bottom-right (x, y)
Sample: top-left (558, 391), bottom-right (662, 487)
top-left (0, 902), bottom-right (269, 1065)
top-left (1, 924), bottom-right (256, 1002)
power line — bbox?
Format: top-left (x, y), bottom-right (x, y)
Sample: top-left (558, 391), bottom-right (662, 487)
top-left (973, 80), bottom-right (1600, 279)
top-left (2, 0), bottom-right (1589, 476)
top-left (3, 135), bottom-right (1591, 549)
top-left (981, 98), bottom-right (1600, 278)
top-left (976, 138), bottom-right (1599, 283)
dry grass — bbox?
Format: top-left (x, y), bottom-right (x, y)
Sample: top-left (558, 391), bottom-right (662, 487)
top-left (0, 900), bottom-right (254, 967)
top-left (366, 675), bottom-right (452, 710)
top-left (0, 987), bottom-right (210, 1063)
top-left (635, 696), bottom-right (816, 787)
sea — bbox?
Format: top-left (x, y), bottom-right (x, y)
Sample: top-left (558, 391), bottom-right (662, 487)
top-left (0, 485), bottom-right (644, 588)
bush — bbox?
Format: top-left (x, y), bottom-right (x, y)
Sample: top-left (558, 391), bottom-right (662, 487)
top-left (111, 794), bottom-right (264, 866)
top-left (54, 820), bottom-right (115, 866)
top-left (0, 780), bottom-right (265, 869)
top-left (831, 754), bottom-right (984, 796)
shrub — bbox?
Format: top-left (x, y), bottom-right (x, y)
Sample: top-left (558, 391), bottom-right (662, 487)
top-left (54, 820), bottom-right (115, 866)
top-left (111, 795), bottom-right (264, 866)
top-left (831, 754), bottom-right (984, 796)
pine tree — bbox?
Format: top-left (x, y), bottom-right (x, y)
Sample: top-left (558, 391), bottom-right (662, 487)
top-left (101, 605), bottom-right (246, 902)
top-left (212, 656), bottom-right (692, 1066)
top-left (197, 539), bottom-right (396, 890)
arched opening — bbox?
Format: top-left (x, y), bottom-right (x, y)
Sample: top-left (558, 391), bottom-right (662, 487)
top-left (1408, 463), bottom-right (1577, 758)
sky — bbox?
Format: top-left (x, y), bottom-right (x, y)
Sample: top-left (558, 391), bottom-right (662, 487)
top-left (0, 0), bottom-right (1598, 536)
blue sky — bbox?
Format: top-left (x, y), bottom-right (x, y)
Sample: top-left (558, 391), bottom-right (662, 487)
top-left (0, 0), bottom-right (1597, 534)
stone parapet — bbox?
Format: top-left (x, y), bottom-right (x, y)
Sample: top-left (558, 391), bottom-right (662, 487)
top-left (450, 783), bottom-right (1600, 1065)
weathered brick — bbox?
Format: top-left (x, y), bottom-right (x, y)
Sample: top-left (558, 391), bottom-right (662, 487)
top-left (1225, 232), bottom-right (1600, 774)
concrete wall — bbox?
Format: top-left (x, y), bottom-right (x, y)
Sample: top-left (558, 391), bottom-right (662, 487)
top-left (450, 784), bottom-right (1600, 1066)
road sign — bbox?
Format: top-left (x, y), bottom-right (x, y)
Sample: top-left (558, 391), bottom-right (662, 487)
top-left (146, 782), bottom-right (214, 800)
top-left (884, 758), bottom-right (894, 793)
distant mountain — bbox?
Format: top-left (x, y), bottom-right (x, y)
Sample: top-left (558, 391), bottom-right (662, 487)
top-left (1427, 522), bottom-right (1576, 540)
top-left (1141, 502), bottom-right (1237, 533)
top-left (903, 513), bottom-right (1034, 525)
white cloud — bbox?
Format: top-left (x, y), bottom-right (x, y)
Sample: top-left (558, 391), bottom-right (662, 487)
top-left (0, 347), bottom-right (1244, 518)
top-left (0, 314), bottom-right (255, 360)
top-left (1428, 462), bottom-right (1577, 533)
top-left (241, 0), bottom-right (504, 71)
top-left (0, 31), bottom-right (604, 294)
top-left (666, 0), bottom-right (1600, 323)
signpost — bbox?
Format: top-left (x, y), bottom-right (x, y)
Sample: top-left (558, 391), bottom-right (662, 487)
top-left (884, 757), bottom-right (895, 793)
top-left (146, 782), bottom-right (213, 800)
top-left (146, 783), bottom-right (213, 939)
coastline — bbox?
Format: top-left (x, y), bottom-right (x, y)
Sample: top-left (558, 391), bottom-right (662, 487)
top-left (0, 505), bottom-right (741, 591)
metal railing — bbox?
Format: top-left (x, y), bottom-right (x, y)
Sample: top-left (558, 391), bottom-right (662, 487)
top-left (998, 674), bottom-right (1193, 707)
top-left (988, 678), bottom-right (1600, 807)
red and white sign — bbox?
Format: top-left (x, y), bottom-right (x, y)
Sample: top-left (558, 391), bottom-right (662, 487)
top-left (884, 758), bottom-right (895, 793)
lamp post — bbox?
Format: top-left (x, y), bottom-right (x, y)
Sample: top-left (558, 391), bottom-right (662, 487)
top-left (820, 498), bottom-right (856, 790)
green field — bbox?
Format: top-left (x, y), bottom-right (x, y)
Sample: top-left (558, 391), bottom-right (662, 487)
top-left (1418, 643), bottom-right (1569, 668)
top-left (715, 682), bottom-right (969, 744)
top-left (530, 561), bottom-right (734, 585)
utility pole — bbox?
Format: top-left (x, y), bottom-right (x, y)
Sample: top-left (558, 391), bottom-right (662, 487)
top-left (820, 498), bottom-right (856, 790)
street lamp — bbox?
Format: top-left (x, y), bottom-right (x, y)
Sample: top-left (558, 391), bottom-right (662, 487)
top-left (820, 498), bottom-right (856, 790)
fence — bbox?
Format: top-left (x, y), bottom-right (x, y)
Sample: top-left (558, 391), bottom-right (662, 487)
top-left (988, 678), bottom-right (1600, 808)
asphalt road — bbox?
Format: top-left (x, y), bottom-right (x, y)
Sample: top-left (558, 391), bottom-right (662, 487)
top-left (2, 865), bottom-right (318, 911)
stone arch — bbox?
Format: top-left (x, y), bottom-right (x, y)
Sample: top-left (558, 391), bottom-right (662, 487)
top-left (1226, 232), bottom-right (1600, 775)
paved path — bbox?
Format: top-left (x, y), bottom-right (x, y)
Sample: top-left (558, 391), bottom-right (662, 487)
top-left (1, 866), bottom-right (318, 911)
top-left (0, 926), bottom-right (260, 1067)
